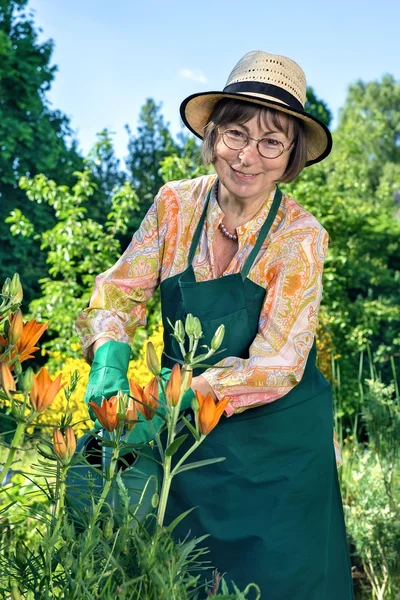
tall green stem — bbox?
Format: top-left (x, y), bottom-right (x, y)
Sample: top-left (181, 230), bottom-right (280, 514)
top-left (0, 420), bottom-right (26, 484)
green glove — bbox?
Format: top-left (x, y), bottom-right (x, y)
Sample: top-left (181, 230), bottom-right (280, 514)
top-left (123, 367), bottom-right (195, 450)
top-left (84, 340), bottom-right (131, 424)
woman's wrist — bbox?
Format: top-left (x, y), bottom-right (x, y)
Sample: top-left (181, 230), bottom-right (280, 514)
top-left (191, 375), bottom-right (217, 403)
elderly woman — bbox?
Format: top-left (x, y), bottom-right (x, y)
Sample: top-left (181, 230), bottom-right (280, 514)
top-left (77, 51), bottom-right (354, 599)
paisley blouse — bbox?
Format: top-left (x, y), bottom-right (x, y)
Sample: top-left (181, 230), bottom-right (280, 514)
top-left (76, 174), bottom-right (341, 463)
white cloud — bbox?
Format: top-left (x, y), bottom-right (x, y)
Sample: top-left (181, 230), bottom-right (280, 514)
top-left (178, 68), bottom-right (208, 84)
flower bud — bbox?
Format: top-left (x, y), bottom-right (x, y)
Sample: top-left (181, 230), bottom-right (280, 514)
top-left (182, 366), bottom-right (193, 392)
top-left (2, 278), bottom-right (11, 296)
top-left (146, 341), bottom-right (160, 376)
top-left (103, 515), bottom-right (114, 540)
top-left (10, 274), bottom-right (23, 304)
top-left (191, 395), bottom-right (200, 412)
top-left (185, 313), bottom-right (195, 337)
top-left (211, 324), bottom-right (225, 351)
top-left (165, 364), bottom-right (182, 407)
top-left (18, 367), bottom-right (34, 393)
top-left (13, 360), bottom-right (22, 376)
top-left (174, 320), bottom-right (185, 344)
top-left (0, 361), bottom-right (16, 396)
top-left (52, 427), bottom-right (76, 464)
top-left (8, 310), bottom-right (23, 346)
top-left (193, 317), bottom-right (202, 339)
top-left (151, 492), bottom-right (159, 508)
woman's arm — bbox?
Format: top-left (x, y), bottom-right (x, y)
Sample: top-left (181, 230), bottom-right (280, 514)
top-left (200, 221), bottom-right (329, 415)
top-left (76, 188), bottom-right (165, 362)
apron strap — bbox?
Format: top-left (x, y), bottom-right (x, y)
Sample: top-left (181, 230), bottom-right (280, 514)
top-left (187, 186), bottom-right (213, 265)
top-left (187, 183), bottom-right (282, 277)
top-left (241, 186), bottom-right (282, 281)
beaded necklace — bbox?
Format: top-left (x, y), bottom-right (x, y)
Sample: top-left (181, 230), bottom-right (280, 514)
top-left (215, 183), bottom-right (239, 242)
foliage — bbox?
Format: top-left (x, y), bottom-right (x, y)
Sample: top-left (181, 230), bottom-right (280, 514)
top-left (0, 0), bottom-right (83, 306)
top-left (305, 86), bottom-right (332, 127)
top-left (6, 168), bottom-right (140, 358)
top-left (338, 357), bottom-right (400, 599)
top-left (0, 280), bottom-right (259, 599)
top-left (125, 98), bottom-right (180, 230)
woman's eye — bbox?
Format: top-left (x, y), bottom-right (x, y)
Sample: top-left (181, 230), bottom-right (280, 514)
top-left (227, 129), bottom-right (246, 139)
top-left (263, 138), bottom-right (280, 146)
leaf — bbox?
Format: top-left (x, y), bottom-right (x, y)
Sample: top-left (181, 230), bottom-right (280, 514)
top-left (174, 456), bottom-right (226, 474)
top-left (181, 414), bottom-right (200, 442)
top-left (166, 506), bottom-right (197, 533)
top-left (165, 434), bottom-right (188, 457)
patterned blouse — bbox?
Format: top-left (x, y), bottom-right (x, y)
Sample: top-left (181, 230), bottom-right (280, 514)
top-left (76, 174), bottom-right (341, 463)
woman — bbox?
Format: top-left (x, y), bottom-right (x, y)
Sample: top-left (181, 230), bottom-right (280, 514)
top-left (77, 51), bottom-right (354, 599)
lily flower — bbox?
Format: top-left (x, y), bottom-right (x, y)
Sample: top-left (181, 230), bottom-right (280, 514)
top-left (165, 364), bottom-right (182, 407)
top-left (29, 367), bottom-right (66, 413)
top-left (0, 319), bottom-right (48, 364)
top-left (88, 396), bottom-right (119, 432)
top-left (129, 377), bottom-right (159, 420)
top-left (53, 426), bottom-right (76, 464)
top-left (195, 391), bottom-right (230, 436)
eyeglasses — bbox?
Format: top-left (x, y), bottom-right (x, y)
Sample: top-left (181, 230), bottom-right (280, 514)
top-left (217, 127), bottom-right (293, 159)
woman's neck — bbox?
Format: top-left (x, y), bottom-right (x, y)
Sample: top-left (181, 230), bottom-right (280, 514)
top-left (217, 182), bottom-right (276, 225)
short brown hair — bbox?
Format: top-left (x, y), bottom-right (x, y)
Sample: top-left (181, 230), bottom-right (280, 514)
top-left (202, 99), bottom-right (307, 183)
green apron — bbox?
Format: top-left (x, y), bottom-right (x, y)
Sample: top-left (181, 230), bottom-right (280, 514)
top-left (160, 185), bottom-right (354, 599)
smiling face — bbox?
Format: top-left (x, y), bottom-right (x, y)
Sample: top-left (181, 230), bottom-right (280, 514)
top-left (213, 109), bottom-right (295, 206)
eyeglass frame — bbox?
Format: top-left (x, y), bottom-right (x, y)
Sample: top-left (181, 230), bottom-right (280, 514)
top-left (217, 127), bottom-right (294, 159)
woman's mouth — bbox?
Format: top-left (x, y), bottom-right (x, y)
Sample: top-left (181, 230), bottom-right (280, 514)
top-left (231, 167), bottom-right (259, 180)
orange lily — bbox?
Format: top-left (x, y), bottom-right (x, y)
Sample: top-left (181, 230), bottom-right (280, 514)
top-left (88, 396), bottom-right (119, 432)
top-left (125, 397), bottom-right (138, 431)
top-left (8, 310), bottom-right (23, 346)
top-left (195, 391), bottom-right (230, 436)
top-left (165, 364), bottom-right (182, 407)
top-left (0, 319), bottom-right (48, 364)
top-left (129, 377), bottom-right (159, 420)
top-left (0, 360), bottom-right (16, 396)
top-left (29, 367), bottom-right (66, 413)
top-left (53, 426), bottom-right (76, 464)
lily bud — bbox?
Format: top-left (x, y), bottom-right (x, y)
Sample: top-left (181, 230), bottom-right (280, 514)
top-left (0, 361), bottom-right (16, 396)
top-left (193, 317), bottom-right (202, 339)
top-left (14, 361), bottom-right (22, 376)
top-left (211, 324), bottom-right (225, 351)
top-left (165, 364), bottom-right (182, 407)
top-left (10, 274), bottom-right (23, 304)
top-left (52, 427), bottom-right (76, 464)
top-left (185, 313), bottom-right (195, 336)
top-left (182, 366), bottom-right (193, 391)
top-left (103, 515), bottom-right (114, 540)
top-left (146, 341), bottom-right (160, 376)
top-left (191, 395), bottom-right (199, 412)
top-left (174, 320), bottom-right (185, 344)
top-left (18, 367), bottom-right (34, 393)
top-left (8, 310), bottom-right (23, 346)
top-left (2, 278), bottom-right (11, 296)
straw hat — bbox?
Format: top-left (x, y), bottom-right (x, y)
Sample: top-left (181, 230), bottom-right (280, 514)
top-left (180, 50), bottom-right (332, 166)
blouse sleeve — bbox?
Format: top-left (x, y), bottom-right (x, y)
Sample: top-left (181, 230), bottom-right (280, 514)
top-left (201, 222), bottom-right (329, 416)
top-left (75, 187), bottom-right (165, 362)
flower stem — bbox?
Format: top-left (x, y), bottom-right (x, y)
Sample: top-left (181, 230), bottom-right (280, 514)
top-left (0, 420), bottom-right (26, 484)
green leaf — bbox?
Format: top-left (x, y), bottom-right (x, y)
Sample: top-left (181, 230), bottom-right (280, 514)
top-left (174, 456), bottom-right (226, 474)
top-left (166, 506), bottom-right (197, 533)
top-left (181, 414), bottom-right (200, 442)
top-left (165, 434), bottom-right (188, 457)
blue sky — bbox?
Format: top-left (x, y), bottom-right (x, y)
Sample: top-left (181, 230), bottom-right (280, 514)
top-left (29, 0), bottom-right (399, 162)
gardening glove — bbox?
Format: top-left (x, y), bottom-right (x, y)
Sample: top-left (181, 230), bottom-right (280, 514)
top-left (84, 340), bottom-right (131, 426)
top-left (123, 367), bottom-right (195, 451)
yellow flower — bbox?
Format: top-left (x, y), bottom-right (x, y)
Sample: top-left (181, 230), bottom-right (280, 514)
top-left (195, 391), bottom-right (230, 436)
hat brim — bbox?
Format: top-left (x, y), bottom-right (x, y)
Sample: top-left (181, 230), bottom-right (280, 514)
top-left (180, 91), bottom-right (332, 166)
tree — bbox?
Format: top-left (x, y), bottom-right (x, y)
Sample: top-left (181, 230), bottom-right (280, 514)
top-left (0, 0), bottom-right (83, 305)
top-left (305, 86), bottom-right (332, 128)
top-left (125, 99), bottom-right (179, 229)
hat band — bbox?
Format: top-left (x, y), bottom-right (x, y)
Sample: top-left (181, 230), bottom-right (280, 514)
top-left (223, 81), bottom-right (304, 111)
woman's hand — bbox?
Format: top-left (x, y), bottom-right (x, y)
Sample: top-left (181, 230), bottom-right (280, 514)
top-left (191, 375), bottom-right (217, 403)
